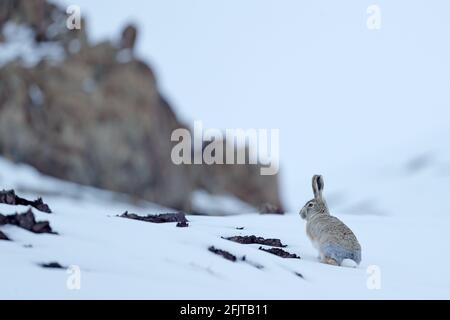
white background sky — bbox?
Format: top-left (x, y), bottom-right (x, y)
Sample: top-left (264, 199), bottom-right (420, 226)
top-left (56, 0), bottom-right (450, 210)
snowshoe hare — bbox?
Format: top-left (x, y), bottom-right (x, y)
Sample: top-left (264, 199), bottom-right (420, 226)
top-left (299, 175), bottom-right (361, 267)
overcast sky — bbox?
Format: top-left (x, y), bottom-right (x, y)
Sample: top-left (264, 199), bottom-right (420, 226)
top-left (55, 0), bottom-right (450, 210)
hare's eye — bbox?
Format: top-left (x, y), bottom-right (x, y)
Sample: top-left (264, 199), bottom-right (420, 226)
top-left (308, 202), bottom-right (314, 208)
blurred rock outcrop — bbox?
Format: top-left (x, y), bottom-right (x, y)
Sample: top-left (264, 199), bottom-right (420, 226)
top-left (195, 140), bottom-right (283, 213)
top-left (120, 24), bottom-right (138, 51)
top-left (0, 0), bottom-right (284, 213)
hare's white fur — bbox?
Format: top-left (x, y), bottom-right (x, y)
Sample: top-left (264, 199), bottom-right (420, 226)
top-left (299, 175), bottom-right (361, 266)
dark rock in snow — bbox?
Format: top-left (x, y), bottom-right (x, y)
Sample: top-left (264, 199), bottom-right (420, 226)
top-left (223, 235), bottom-right (286, 248)
top-left (119, 211), bottom-right (189, 227)
top-left (258, 246), bottom-right (301, 259)
top-left (0, 230), bottom-right (9, 240)
top-left (241, 256), bottom-right (264, 269)
top-left (0, 190), bottom-right (52, 213)
top-left (0, 209), bottom-right (56, 236)
top-left (208, 246), bottom-right (237, 262)
top-left (39, 262), bottom-right (65, 269)
top-left (208, 247), bottom-right (266, 269)
top-left (176, 220), bottom-right (189, 228)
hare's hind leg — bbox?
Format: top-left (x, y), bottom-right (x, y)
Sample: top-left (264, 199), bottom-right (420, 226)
top-left (322, 257), bottom-right (339, 266)
top-left (318, 251), bottom-right (337, 265)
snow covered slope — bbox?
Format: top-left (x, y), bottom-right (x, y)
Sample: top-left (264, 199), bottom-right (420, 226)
top-left (0, 150), bottom-right (449, 299)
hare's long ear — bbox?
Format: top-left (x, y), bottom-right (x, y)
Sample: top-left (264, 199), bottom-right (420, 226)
top-left (312, 175), bottom-right (325, 201)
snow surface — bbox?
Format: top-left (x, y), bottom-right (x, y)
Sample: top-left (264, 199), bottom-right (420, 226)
top-left (1, 152), bottom-right (449, 299)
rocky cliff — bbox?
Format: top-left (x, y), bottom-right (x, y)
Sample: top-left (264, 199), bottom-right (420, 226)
top-left (0, 0), bottom-right (284, 213)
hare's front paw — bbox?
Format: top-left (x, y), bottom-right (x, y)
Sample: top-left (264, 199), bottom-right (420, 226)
top-left (322, 257), bottom-right (339, 266)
